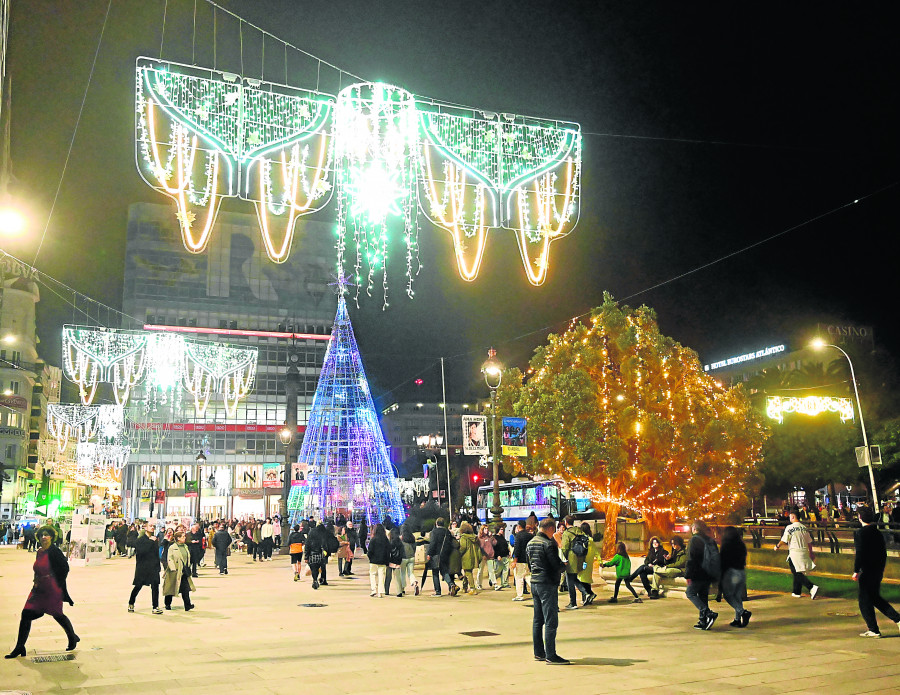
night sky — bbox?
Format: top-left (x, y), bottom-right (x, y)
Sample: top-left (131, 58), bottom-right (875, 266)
top-left (4, 1), bottom-right (898, 405)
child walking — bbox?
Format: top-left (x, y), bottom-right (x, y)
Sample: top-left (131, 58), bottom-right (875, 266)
top-left (602, 542), bottom-right (641, 603)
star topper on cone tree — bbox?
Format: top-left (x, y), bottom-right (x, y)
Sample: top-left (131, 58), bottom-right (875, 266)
top-left (497, 293), bottom-right (767, 557)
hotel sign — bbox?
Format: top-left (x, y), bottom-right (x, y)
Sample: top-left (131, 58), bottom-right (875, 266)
top-left (705, 344), bottom-right (785, 372)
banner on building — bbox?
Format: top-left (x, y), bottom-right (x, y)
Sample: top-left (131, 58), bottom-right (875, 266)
top-left (263, 462), bottom-right (282, 488)
top-left (501, 417), bottom-right (528, 457)
top-left (154, 490), bottom-right (166, 504)
top-left (167, 464), bottom-right (191, 492)
top-left (234, 464), bottom-right (262, 489)
top-left (462, 415), bottom-right (489, 456)
top-left (291, 461), bottom-right (308, 486)
top-left (140, 465), bottom-right (160, 489)
top-left (139, 489), bottom-right (151, 502)
top-left (184, 480), bottom-right (198, 498)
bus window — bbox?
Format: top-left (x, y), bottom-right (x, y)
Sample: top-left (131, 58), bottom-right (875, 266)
top-left (548, 484), bottom-right (560, 518)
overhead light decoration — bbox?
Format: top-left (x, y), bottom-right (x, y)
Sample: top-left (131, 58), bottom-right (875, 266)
top-left (135, 57), bottom-right (334, 262)
top-left (766, 396), bottom-right (855, 424)
top-left (47, 404), bottom-right (125, 452)
top-left (62, 325), bottom-right (257, 416)
top-left (334, 82), bottom-right (419, 305)
top-left (76, 442), bottom-right (131, 478)
top-left (417, 103), bottom-right (581, 284)
top-left (134, 59), bottom-right (583, 298)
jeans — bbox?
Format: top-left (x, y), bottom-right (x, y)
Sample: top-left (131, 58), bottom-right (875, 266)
top-left (369, 563), bottom-right (386, 595)
top-left (476, 556), bottom-right (497, 589)
top-left (789, 558), bottom-right (814, 595)
top-left (514, 562), bottom-right (531, 597)
top-left (858, 575), bottom-right (900, 634)
top-left (721, 568), bottom-right (746, 619)
top-left (129, 583), bottom-right (160, 609)
top-left (628, 564), bottom-right (654, 594)
top-left (531, 583), bottom-right (559, 659)
top-left (398, 557), bottom-right (415, 592)
top-left (686, 578), bottom-right (712, 618)
top-left (493, 557), bottom-right (510, 587)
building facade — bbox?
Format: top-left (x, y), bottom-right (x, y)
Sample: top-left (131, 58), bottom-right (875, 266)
top-left (120, 202), bottom-right (336, 521)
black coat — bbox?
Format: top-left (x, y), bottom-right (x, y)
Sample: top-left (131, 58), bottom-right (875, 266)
top-left (427, 526), bottom-right (452, 561)
top-left (212, 529), bottom-right (231, 556)
top-left (133, 533), bottom-right (161, 586)
top-left (46, 544), bottom-right (74, 605)
top-left (367, 535), bottom-right (391, 565)
top-left (854, 523), bottom-right (887, 580)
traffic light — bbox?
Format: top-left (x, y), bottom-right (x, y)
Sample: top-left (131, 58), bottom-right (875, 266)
top-left (471, 473), bottom-right (480, 484)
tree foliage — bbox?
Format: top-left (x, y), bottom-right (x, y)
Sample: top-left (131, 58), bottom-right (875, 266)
top-left (497, 294), bottom-right (767, 552)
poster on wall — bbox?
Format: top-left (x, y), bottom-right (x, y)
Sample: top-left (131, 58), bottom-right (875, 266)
top-left (185, 481), bottom-right (198, 498)
top-left (501, 417), bottom-right (528, 457)
top-left (263, 462), bottom-right (282, 488)
top-left (291, 461), bottom-right (308, 486)
top-left (234, 464), bottom-right (263, 489)
top-left (462, 415), bottom-right (489, 456)
top-left (67, 508), bottom-right (107, 567)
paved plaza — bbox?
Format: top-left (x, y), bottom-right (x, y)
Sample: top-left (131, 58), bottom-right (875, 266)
top-left (1, 546), bottom-right (899, 695)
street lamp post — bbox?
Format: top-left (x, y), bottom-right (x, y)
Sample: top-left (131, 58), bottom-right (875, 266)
top-left (280, 347), bottom-right (300, 553)
top-left (195, 450), bottom-right (206, 522)
top-left (416, 433), bottom-right (444, 503)
top-left (810, 339), bottom-right (879, 511)
top-left (481, 348), bottom-right (503, 527)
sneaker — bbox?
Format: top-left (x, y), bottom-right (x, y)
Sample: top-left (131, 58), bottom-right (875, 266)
top-left (450, 585), bottom-right (460, 597)
top-left (430, 592), bottom-right (443, 597)
top-left (608, 597), bottom-right (618, 604)
top-left (791, 593), bottom-right (802, 598)
top-left (294, 574), bottom-right (299, 582)
top-left (513, 596), bottom-right (525, 601)
top-left (494, 586), bottom-right (502, 591)
top-left (585, 593), bottom-right (597, 606)
top-left (564, 604), bottom-right (579, 610)
top-left (741, 610), bottom-right (752, 627)
top-left (650, 590), bottom-right (660, 599)
top-left (127, 604), bottom-right (134, 613)
top-left (545, 655), bottom-right (571, 665)
top-left (312, 580), bottom-right (319, 590)
top-left (319, 581), bottom-right (328, 586)
top-left (534, 655), bottom-right (546, 662)
top-left (693, 621), bottom-right (706, 630)
top-left (370, 592), bottom-right (376, 597)
top-left (633, 598), bottom-right (643, 604)
top-left (729, 619), bottom-right (742, 627)
top-left (704, 612), bottom-right (718, 630)
top-left (152, 608), bottom-right (163, 615)
top-left (810, 585), bottom-right (819, 600)
top-left (860, 630), bottom-right (882, 638)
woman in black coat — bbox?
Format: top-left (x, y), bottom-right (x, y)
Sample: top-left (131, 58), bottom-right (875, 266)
top-left (129, 523), bottom-right (162, 614)
top-left (6, 526), bottom-right (78, 658)
top-left (627, 536), bottom-right (669, 598)
top-left (383, 527), bottom-right (406, 596)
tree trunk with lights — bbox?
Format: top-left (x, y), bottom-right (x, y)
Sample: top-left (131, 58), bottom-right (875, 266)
top-left (599, 502), bottom-right (620, 558)
top-left (497, 293), bottom-right (767, 543)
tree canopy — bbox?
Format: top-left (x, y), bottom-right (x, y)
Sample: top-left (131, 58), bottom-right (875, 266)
top-left (497, 294), bottom-right (767, 546)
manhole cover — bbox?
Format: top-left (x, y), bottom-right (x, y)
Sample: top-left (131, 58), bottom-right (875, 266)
top-left (298, 603), bottom-right (328, 608)
top-left (826, 612), bottom-right (858, 617)
top-left (460, 631), bottom-right (499, 637)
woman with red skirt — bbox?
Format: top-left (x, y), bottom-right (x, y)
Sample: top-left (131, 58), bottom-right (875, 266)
top-left (5, 526), bottom-right (79, 658)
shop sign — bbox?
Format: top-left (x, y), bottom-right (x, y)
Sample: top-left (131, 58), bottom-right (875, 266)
top-left (233, 488), bottom-right (264, 498)
top-left (167, 465), bottom-right (191, 492)
top-left (234, 464), bottom-right (262, 489)
top-left (0, 395), bottom-right (27, 410)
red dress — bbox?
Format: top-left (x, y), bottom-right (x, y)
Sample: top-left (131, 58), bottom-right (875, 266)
top-left (23, 549), bottom-right (64, 617)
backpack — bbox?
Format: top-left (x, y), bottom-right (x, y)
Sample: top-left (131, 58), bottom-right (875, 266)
top-left (701, 537), bottom-right (721, 579)
top-left (570, 532), bottom-right (589, 558)
top-left (326, 533), bottom-right (340, 554)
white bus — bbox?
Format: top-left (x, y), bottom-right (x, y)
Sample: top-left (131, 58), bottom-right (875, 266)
top-left (475, 479), bottom-right (594, 523)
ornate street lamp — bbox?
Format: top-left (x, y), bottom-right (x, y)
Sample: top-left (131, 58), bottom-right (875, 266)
top-left (195, 450), bottom-right (207, 522)
top-left (481, 348), bottom-right (503, 526)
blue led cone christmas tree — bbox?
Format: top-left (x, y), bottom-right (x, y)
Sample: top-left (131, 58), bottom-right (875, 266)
top-left (295, 294), bottom-right (404, 525)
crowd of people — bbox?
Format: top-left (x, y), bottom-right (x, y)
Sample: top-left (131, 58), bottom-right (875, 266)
top-left (4, 503), bottom-right (900, 661)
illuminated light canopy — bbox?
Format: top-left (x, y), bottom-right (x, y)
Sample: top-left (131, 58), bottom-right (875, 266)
top-left (418, 104), bottom-right (581, 284)
top-left (76, 442), bottom-right (131, 477)
top-left (62, 324), bottom-right (257, 416)
top-left (135, 57), bottom-right (334, 262)
top-left (766, 395), bottom-right (855, 424)
top-left (296, 295), bottom-right (404, 525)
top-left (47, 404), bottom-right (125, 452)
top-left (134, 61), bottom-right (584, 297)
top-left (334, 82), bottom-right (420, 304)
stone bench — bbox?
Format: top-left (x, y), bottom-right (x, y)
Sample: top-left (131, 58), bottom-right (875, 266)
top-left (597, 566), bottom-right (703, 598)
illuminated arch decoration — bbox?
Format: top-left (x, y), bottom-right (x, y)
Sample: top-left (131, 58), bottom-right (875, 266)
top-left (334, 82), bottom-right (419, 304)
top-left (417, 103), bottom-right (581, 284)
top-left (135, 57), bottom-right (335, 262)
top-left (62, 325), bottom-right (258, 416)
top-left (46, 404), bottom-right (125, 452)
top-left (63, 326), bottom-right (148, 405)
top-left (182, 342), bottom-right (258, 417)
top-left (766, 395), bottom-right (855, 424)
top-left (134, 59), bottom-right (583, 296)
top-left (76, 442), bottom-right (131, 478)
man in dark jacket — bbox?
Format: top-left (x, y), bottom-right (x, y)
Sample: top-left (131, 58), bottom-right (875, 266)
top-left (212, 523), bottom-right (231, 575)
top-left (426, 518), bottom-right (457, 596)
top-left (526, 518), bottom-right (569, 665)
top-left (129, 523), bottom-right (162, 614)
top-left (685, 520), bottom-right (719, 631)
top-left (854, 506), bottom-right (900, 637)
top-left (114, 522), bottom-right (127, 557)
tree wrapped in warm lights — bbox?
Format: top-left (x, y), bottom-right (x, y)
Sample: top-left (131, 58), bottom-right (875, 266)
top-left (497, 294), bottom-right (767, 556)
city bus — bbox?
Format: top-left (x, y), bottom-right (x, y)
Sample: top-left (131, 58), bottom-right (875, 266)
top-left (474, 478), bottom-right (594, 523)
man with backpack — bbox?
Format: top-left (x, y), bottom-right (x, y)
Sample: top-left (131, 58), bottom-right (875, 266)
top-left (685, 520), bottom-right (720, 630)
top-left (560, 515), bottom-right (591, 610)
